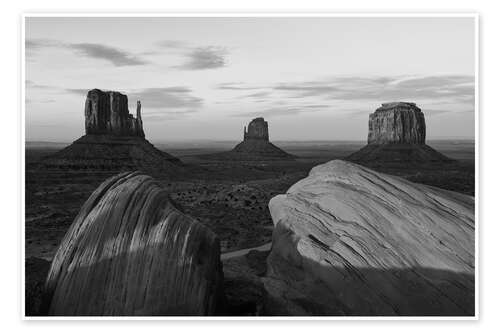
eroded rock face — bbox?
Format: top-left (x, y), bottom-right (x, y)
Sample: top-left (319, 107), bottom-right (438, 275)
top-left (41, 89), bottom-right (181, 173)
top-left (244, 117), bottom-right (269, 141)
top-left (265, 160), bottom-right (474, 315)
top-left (368, 102), bottom-right (425, 144)
top-left (346, 102), bottom-right (451, 164)
top-left (199, 117), bottom-right (294, 161)
top-left (85, 89), bottom-right (145, 138)
top-left (45, 172), bottom-right (224, 315)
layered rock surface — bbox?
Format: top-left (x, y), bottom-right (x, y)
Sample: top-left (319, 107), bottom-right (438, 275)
top-left (265, 160), bottom-right (474, 315)
top-left (85, 89), bottom-right (144, 137)
top-left (368, 102), bottom-right (425, 144)
top-left (244, 117), bottom-right (269, 141)
top-left (41, 89), bottom-right (181, 174)
top-left (45, 172), bottom-right (224, 315)
top-left (201, 117), bottom-right (295, 161)
top-left (347, 102), bottom-right (451, 165)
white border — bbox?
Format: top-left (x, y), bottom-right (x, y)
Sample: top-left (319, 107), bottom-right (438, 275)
top-left (21, 12), bottom-right (479, 321)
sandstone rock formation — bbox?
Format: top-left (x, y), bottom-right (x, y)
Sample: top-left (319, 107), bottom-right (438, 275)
top-left (45, 172), bottom-right (224, 316)
top-left (244, 117), bottom-right (269, 141)
top-left (201, 117), bottom-right (295, 161)
top-left (265, 160), bottom-right (474, 315)
top-left (368, 102), bottom-right (425, 144)
top-left (85, 89), bottom-right (145, 137)
top-left (347, 102), bottom-right (451, 165)
top-left (41, 89), bottom-right (181, 174)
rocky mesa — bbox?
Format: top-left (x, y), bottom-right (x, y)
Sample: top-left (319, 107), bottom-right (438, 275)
top-left (40, 89), bottom-right (181, 175)
top-left (85, 89), bottom-right (145, 137)
top-left (201, 117), bottom-right (295, 161)
top-left (347, 102), bottom-right (451, 165)
top-left (264, 160), bottom-right (474, 315)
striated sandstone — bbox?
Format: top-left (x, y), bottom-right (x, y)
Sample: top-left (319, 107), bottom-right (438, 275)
top-left (265, 160), bottom-right (474, 315)
top-left (200, 117), bottom-right (295, 161)
top-left (368, 102), bottom-right (425, 144)
top-left (347, 102), bottom-right (451, 165)
top-left (41, 89), bottom-right (181, 173)
top-left (244, 117), bottom-right (269, 141)
top-left (45, 172), bottom-right (224, 315)
top-left (85, 89), bottom-right (144, 137)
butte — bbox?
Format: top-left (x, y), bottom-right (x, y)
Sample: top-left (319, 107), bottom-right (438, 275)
top-left (201, 117), bottom-right (295, 161)
top-left (346, 102), bottom-right (452, 166)
top-left (40, 89), bottom-right (181, 175)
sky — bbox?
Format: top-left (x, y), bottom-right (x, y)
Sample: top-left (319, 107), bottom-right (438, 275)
top-left (25, 17), bottom-right (475, 142)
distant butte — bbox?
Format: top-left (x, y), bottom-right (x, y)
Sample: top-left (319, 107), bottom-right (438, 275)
top-left (346, 102), bottom-right (452, 165)
top-left (201, 117), bottom-right (295, 161)
top-left (84, 89), bottom-right (145, 137)
top-left (41, 89), bottom-right (181, 175)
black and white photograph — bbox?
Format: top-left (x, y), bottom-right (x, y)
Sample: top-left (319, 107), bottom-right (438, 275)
top-left (22, 14), bottom-right (477, 317)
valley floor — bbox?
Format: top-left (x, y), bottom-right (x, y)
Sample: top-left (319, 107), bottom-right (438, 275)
top-left (24, 140), bottom-right (475, 315)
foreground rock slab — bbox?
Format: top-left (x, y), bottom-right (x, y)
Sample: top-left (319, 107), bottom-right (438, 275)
top-left (45, 172), bottom-right (224, 316)
top-left (266, 160), bottom-right (474, 316)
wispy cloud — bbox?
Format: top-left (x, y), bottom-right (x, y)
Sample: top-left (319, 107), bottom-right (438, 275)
top-left (65, 88), bottom-right (89, 95)
top-left (129, 87), bottom-right (203, 109)
top-left (155, 40), bottom-right (229, 70)
top-left (272, 75), bottom-right (475, 103)
top-left (242, 91), bottom-right (271, 98)
top-left (216, 82), bottom-right (265, 90)
top-left (69, 43), bottom-right (148, 66)
top-left (177, 46), bottom-right (228, 70)
top-left (232, 106), bottom-right (325, 118)
top-left (25, 38), bottom-right (148, 67)
top-left (155, 40), bottom-right (189, 49)
top-left (142, 110), bottom-right (198, 121)
top-left (25, 80), bottom-right (54, 90)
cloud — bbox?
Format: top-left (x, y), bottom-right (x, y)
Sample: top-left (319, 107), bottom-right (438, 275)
top-left (26, 98), bottom-right (56, 104)
top-left (25, 39), bottom-right (61, 50)
top-left (178, 46), bottom-right (227, 70)
top-left (65, 88), bottom-right (89, 95)
top-left (232, 106), bottom-right (324, 118)
top-left (216, 82), bottom-right (265, 90)
top-left (68, 43), bottom-right (148, 66)
top-left (142, 110), bottom-right (198, 121)
top-left (156, 40), bottom-right (189, 49)
top-left (242, 91), bottom-right (271, 98)
top-left (129, 87), bottom-right (203, 109)
top-left (25, 80), bottom-right (54, 90)
top-left (272, 75), bottom-right (475, 103)
top-left (25, 38), bottom-right (148, 67)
